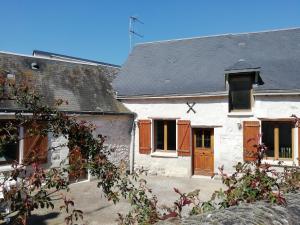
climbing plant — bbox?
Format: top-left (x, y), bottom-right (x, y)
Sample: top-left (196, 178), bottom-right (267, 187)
top-left (0, 70), bottom-right (132, 224)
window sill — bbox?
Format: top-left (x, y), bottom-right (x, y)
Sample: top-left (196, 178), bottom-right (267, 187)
top-left (262, 159), bottom-right (296, 167)
top-left (227, 111), bottom-right (253, 117)
top-left (150, 151), bottom-right (178, 158)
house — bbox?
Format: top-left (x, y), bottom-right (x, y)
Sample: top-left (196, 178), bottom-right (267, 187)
top-left (113, 28), bottom-right (300, 177)
top-left (0, 51), bottom-right (134, 180)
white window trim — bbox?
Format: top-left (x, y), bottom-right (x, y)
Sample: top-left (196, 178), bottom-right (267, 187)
top-left (150, 118), bottom-right (178, 155)
top-left (260, 120), bottom-right (298, 164)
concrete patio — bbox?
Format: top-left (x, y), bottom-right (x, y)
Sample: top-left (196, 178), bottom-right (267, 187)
top-left (28, 176), bottom-right (224, 225)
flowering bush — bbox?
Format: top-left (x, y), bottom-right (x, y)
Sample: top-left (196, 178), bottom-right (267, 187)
top-left (0, 71), bottom-right (131, 224)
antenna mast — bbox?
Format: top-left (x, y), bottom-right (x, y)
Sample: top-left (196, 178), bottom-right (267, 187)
top-left (129, 16), bottom-right (143, 52)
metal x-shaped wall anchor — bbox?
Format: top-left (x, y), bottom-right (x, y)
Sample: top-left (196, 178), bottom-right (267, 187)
top-left (186, 102), bottom-right (196, 113)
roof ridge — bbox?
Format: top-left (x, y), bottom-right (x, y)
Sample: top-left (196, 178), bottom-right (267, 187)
top-left (0, 50), bottom-right (120, 68)
top-left (135, 27), bottom-right (300, 46)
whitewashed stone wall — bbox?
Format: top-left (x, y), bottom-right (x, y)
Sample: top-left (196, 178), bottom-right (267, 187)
top-left (84, 114), bottom-right (133, 168)
top-left (44, 114), bottom-right (133, 171)
top-left (122, 94), bottom-right (300, 177)
top-left (46, 134), bottom-right (69, 168)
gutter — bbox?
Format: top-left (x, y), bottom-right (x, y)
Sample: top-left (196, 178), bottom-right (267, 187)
top-left (253, 92), bottom-right (300, 96)
top-left (0, 50), bottom-right (119, 68)
top-left (129, 113), bottom-right (137, 174)
top-left (117, 90), bottom-right (300, 100)
top-left (117, 92), bottom-right (228, 100)
top-left (0, 109), bottom-right (134, 116)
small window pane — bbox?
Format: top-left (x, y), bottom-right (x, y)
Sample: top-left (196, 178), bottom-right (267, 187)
top-left (229, 75), bottom-right (252, 111)
top-left (262, 122), bottom-right (275, 157)
top-left (0, 121), bottom-right (19, 165)
top-left (167, 120), bottom-right (176, 151)
top-left (154, 120), bottom-right (176, 151)
top-left (230, 90), bottom-right (251, 110)
top-left (154, 120), bottom-right (164, 150)
top-left (195, 130), bottom-right (211, 148)
top-left (204, 130), bottom-right (211, 148)
top-left (0, 142), bottom-right (19, 164)
top-left (279, 123), bottom-right (292, 159)
top-left (195, 130), bottom-right (202, 148)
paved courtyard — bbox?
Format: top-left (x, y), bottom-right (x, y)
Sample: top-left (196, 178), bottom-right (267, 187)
top-left (28, 176), bottom-right (224, 225)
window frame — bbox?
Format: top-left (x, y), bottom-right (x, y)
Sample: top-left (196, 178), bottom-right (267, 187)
top-left (0, 120), bottom-right (23, 167)
top-left (228, 73), bottom-right (254, 112)
top-left (194, 128), bottom-right (213, 149)
top-left (152, 118), bottom-right (178, 153)
top-left (261, 120), bottom-right (295, 161)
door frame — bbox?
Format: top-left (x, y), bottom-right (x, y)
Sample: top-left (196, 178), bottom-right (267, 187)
top-left (192, 128), bottom-right (214, 176)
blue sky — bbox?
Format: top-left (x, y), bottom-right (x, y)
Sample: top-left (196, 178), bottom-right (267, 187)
top-left (0, 0), bottom-right (299, 65)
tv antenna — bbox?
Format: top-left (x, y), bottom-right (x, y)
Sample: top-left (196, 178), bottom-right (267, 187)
top-left (129, 16), bottom-right (144, 51)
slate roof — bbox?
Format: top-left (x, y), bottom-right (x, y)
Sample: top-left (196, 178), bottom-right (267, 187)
top-left (113, 28), bottom-right (300, 97)
top-left (225, 59), bottom-right (260, 72)
top-left (0, 51), bottom-right (131, 114)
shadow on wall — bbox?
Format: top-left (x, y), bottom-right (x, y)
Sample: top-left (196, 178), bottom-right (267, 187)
top-left (26, 212), bottom-right (60, 225)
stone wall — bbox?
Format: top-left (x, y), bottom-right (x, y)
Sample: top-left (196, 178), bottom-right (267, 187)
top-left (157, 192), bottom-right (300, 225)
top-left (45, 114), bottom-right (133, 171)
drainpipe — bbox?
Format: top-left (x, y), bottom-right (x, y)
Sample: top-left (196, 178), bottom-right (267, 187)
top-left (129, 113), bottom-right (137, 174)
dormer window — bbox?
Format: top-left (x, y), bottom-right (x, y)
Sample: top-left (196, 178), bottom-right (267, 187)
top-left (225, 60), bottom-right (263, 112)
top-left (228, 74), bottom-right (253, 111)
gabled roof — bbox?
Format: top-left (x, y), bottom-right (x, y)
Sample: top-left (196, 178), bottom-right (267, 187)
top-left (0, 51), bottom-right (131, 114)
top-left (113, 28), bottom-right (300, 98)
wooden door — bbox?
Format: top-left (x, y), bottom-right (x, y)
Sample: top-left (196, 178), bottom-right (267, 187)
top-left (193, 128), bottom-right (214, 176)
top-left (69, 148), bottom-right (88, 183)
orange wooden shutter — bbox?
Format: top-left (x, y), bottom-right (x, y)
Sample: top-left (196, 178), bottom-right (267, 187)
top-left (243, 121), bottom-right (260, 161)
top-left (177, 120), bottom-right (191, 156)
top-left (138, 120), bottom-right (151, 154)
top-left (23, 124), bottom-right (48, 164)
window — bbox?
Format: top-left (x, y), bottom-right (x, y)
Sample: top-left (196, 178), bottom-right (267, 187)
top-left (154, 120), bottom-right (176, 151)
top-left (228, 74), bottom-right (253, 111)
top-left (262, 121), bottom-right (293, 160)
top-left (0, 120), bottom-right (19, 165)
top-left (195, 129), bottom-right (211, 148)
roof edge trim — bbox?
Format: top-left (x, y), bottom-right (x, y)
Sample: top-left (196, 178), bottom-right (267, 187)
top-left (117, 90), bottom-right (300, 100)
top-left (117, 92), bottom-right (228, 99)
top-left (135, 27), bottom-right (300, 46)
top-left (0, 51), bottom-right (119, 68)
top-left (0, 108), bottom-right (134, 116)
top-left (33, 50), bottom-right (120, 68)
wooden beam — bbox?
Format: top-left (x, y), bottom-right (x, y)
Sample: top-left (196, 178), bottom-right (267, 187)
top-left (292, 127), bottom-right (294, 159)
top-left (164, 121), bottom-right (168, 151)
top-left (274, 126), bottom-right (279, 160)
top-left (202, 131), bottom-right (204, 148)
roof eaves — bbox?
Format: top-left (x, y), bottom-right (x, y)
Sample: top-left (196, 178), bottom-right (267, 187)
top-left (0, 108), bottom-right (134, 116)
top-left (117, 89), bottom-right (300, 100)
top-left (32, 50), bottom-right (120, 68)
top-left (0, 51), bottom-right (117, 68)
top-left (117, 91), bottom-right (228, 99)
top-left (224, 68), bottom-right (261, 74)
top-left (254, 89), bottom-right (300, 95)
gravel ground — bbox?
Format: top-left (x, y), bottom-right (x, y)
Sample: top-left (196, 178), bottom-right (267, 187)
top-left (25, 175), bottom-right (224, 225)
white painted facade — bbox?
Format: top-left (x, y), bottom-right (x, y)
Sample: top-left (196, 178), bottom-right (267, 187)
top-left (122, 94), bottom-right (300, 177)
